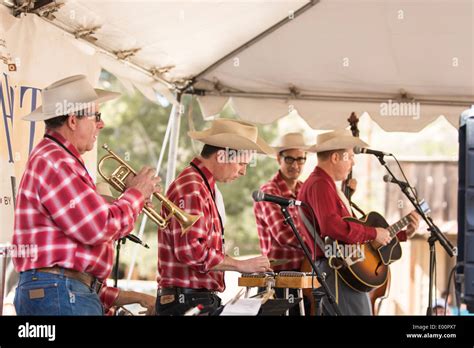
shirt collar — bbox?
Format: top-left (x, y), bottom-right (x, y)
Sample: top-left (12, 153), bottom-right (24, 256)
top-left (274, 170), bottom-right (302, 198)
top-left (45, 129), bottom-right (85, 165)
top-left (313, 166), bottom-right (336, 189)
top-left (191, 157), bottom-right (216, 190)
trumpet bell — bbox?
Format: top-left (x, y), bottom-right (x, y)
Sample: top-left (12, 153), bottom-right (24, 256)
top-left (98, 144), bottom-right (200, 234)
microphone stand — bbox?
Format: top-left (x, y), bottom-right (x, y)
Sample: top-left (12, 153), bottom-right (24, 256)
top-left (114, 238), bottom-right (126, 288)
top-left (113, 235), bottom-right (149, 288)
top-left (375, 154), bottom-right (456, 316)
top-left (280, 205), bottom-right (342, 316)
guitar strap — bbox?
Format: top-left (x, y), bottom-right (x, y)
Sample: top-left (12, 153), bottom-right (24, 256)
top-left (349, 201), bottom-right (366, 219)
top-left (298, 206), bottom-right (340, 304)
top-left (336, 188), bottom-right (354, 217)
top-left (297, 206), bottom-right (326, 253)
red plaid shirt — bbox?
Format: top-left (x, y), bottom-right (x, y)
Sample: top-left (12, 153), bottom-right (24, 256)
top-left (253, 171), bottom-right (305, 271)
top-left (158, 158), bottom-right (226, 292)
top-left (12, 130), bottom-right (144, 309)
top-left (297, 166), bottom-right (407, 259)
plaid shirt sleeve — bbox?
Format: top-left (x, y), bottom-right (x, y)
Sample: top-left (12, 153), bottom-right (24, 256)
top-left (398, 231), bottom-right (407, 241)
top-left (99, 283), bottom-right (120, 310)
top-left (35, 155), bottom-right (144, 245)
top-left (254, 187), bottom-right (302, 254)
top-left (169, 191), bottom-right (225, 273)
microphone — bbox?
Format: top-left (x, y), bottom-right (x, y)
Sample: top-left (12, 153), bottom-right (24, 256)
top-left (354, 146), bottom-right (392, 157)
top-left (125, 234), bottom-right (150, 249)
top-left (252, 190), bottom-right (302, 207)
top-left (383, 174), bottom-right (410, 188)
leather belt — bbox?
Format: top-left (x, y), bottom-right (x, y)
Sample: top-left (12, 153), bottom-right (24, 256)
top-left (36, 266), bottom-right (103, 293)
top-left (157, 287), bottom-right (215, 297)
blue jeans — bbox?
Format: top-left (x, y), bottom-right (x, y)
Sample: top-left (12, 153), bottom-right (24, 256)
top-left (14, 269), bottom-right (104, 315)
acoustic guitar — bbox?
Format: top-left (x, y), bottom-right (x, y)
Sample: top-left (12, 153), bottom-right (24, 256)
top-left (326, 208), bottom-right (426, 293)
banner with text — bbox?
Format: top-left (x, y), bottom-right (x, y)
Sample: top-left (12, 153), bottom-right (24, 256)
top-left (1, 10), bottom-right (101, 244)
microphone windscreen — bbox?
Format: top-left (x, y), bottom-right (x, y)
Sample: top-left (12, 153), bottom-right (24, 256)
top-left (353, 146), bottom-right (362, 154)
top-left (252, 190), bottom-right (263, 202)
top-left (383, 174), bottom-right (392, 183)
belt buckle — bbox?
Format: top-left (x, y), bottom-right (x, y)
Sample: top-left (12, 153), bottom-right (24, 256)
top-left (158, 288), bottom-right (175, 297)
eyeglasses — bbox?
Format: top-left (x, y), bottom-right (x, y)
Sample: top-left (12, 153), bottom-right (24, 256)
top-left (77, 111), bottom-right (102, 123)
top-left (88, 112), bottom-right (102, 122)
top-left (283, 156), bottom-right (306, 165)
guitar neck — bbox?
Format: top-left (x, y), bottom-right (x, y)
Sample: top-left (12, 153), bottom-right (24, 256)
top-left (387, 214), bottom-right (411, 238)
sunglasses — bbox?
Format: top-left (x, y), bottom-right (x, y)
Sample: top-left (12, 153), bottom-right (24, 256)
top-left (283, 156), bottom-right (306, 165)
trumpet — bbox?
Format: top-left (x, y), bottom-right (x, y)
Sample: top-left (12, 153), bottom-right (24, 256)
top-left (97, 144), bottom-right (200, 234)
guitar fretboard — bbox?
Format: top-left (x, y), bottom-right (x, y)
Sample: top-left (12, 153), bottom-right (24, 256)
top-left (388, 215), bottom-right (410, 238)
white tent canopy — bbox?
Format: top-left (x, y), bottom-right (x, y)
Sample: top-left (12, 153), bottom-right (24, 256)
top-left (3, 0), bottom-right (472, 131)
top-left (194, 0), bottom-right (474, 131)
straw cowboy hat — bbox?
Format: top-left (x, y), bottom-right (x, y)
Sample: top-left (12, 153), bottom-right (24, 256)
top-left (272, 132), bottom-right (313, 153)
top-left (308, 129), bottom-right (369, 153)
top-left (188, 118), bottom-right (274, 155)
top-left (23, 74), bottom-right (120, 121)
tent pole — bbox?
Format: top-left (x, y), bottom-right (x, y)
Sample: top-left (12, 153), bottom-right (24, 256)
top-left (187, 90), bottom-right (473, 107)
top-left (125, 99), bottom-right (176, 284)
top-left (0, 246), bottom-right (7, 315)
top-left (165, 94), bottom-right (183, 189)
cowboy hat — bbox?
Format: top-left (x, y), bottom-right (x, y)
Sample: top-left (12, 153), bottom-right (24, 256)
top-left (272, 132), bottom-right (313, 153)
top-left (308, 129), bottom-right (369, 153)
top-left (188, 118), bottom-right (274, 155)
top-left (22, 74), bottom-right (120, 121)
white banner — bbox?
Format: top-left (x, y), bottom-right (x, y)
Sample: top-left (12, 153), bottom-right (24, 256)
top-left (1, 11), bottom-right (101, 244)
top-left (0, 7), bottom-right (18, 245)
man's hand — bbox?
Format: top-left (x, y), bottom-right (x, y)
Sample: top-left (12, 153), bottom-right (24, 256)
top-left (212, 255), bottom-right (272, 273)
top-left (346, 178), bottom-right (357, 192)
top-left (125, 166), bottom-right (162, 199)
top-left (341, 178), bottom-right (357, 197)
top-left (405, 211), bottom-right (420, 238)
top-left (237, 255), bottom-right (272, 273)
top-left (375, 227), bottom-right (392, 246)
top-left (136, 293), bottom-right (157, 316)
top-left (114, 290), bottom-right (156, 316)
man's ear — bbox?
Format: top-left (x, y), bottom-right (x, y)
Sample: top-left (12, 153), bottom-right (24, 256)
top-left (66, 114), bottom-right (77, 130)
top-left (277, 151), bottom-right (286, 164)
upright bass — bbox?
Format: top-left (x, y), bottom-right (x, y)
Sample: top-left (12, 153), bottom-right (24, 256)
top-left (342, 112), bottom-right (390, 315)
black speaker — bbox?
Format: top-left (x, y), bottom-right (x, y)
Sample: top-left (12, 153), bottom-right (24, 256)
top-left (458, 106), bottom-right (474, 312)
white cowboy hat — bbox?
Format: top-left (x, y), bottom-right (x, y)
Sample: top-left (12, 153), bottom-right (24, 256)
top-left (272, 132), bottom-right (313, 153)
top-left (22, 74), bottom-right (120, 121)
top-left (188, 118), bottom-right (274, 155)
top-left (308, 129), bottom-right (369, 153)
